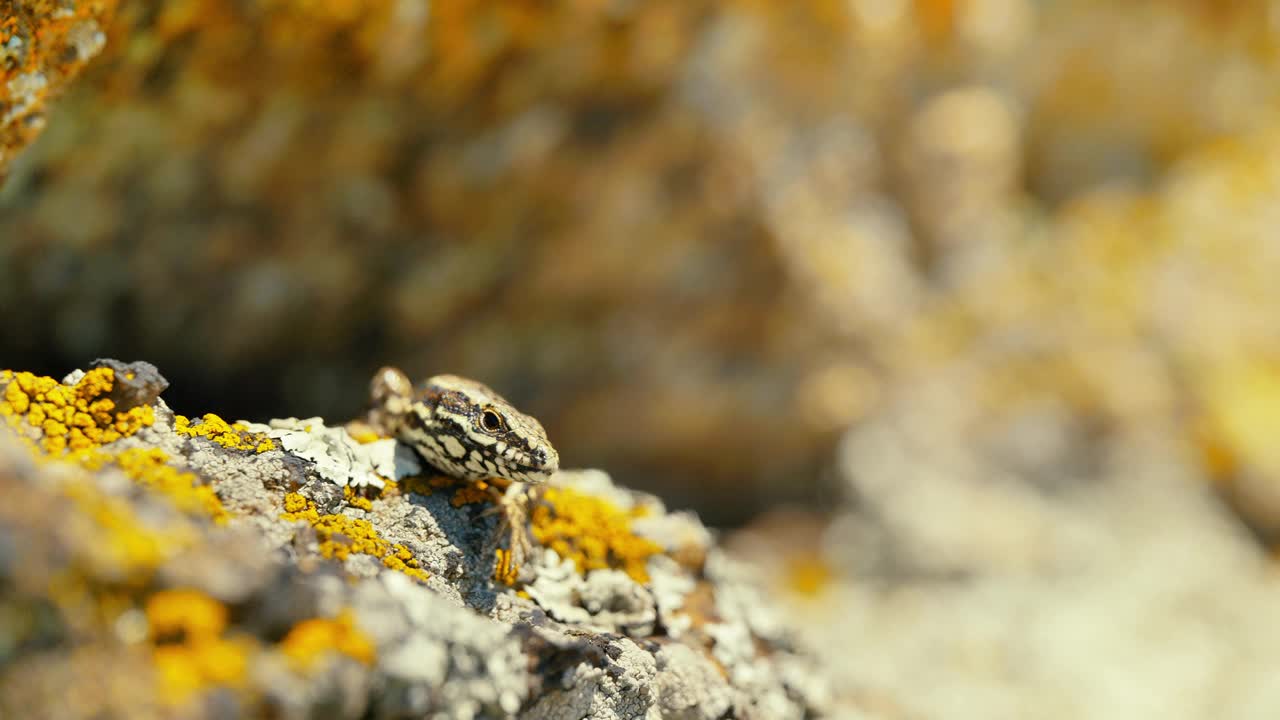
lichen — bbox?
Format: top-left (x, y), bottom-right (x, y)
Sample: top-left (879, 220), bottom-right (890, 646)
top-left (784, 556), bottom-right (832, 598)
top-left (343, 484), bottom-right (373, 511)
top-left (450, 479), bottom-right (497, 507)
top-left (394, 473), bottom-right (460, 498)
top-left (382, 542), bottom-right (430, 583)
top-left (113, 448), bottom-right (229, 524)
top-left (175, 413), bottom-right (275, 453)
top-left (62, 479), bottom-right (196, 580)
top-left (281, 492), bottom-right (429, 583)
top-left (0, 369), bottom-right (155, 453)
top-left (278, 609), bottom-right (376, 670)
top-left (147, 589), bottom-right (229, 642)
top-left (493, 547), bottom-right (518, 586)
top-left (146, 589), bottom-right (251, 704)
top-left (531, 487), bottom-right (664, 583)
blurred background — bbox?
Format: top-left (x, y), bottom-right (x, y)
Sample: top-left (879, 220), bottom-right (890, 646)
top-left (6, 1), bottom-right (1280, 714)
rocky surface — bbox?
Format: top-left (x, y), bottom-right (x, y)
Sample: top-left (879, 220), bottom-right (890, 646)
top-left (0, 362), bottom-right (827, 719)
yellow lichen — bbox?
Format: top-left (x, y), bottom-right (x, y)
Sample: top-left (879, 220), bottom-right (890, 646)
top-left (0, 369), bottom-right (155, 453)
top-left (175, 413), bottom-right (275, 453)
top-left (382, 543), bottom-right (431, 583)
top-left (347, 426), bottom-right (382, 444)
top-left (313, 514), bottom-right (389, 560)
top-left (531, 487), bottom-right (663, 583)
top-left (493, 547), bottom-right (518, 586)
top-left (153, 638), bottom-right (252, 704)
top-left (784, 556), bottom-right (833, 597)
top-left (147, 589), bottom-right (228, 641)
top-left (282, 493), bottom-right (428, 583)
top-left (281, 491), bottom-right (317, 519)
top-left (279, 609), bottom-right (376, 670)
top-left (62, 481), bottom-right (195, 579)
top-left (343, 484), bottom-right (374, 511)
top-left (1196, 360), bottom-right (1280, 482)
top-left (115, 448), bottom-right (229, 524)
top-left (146, 589), bottom-right (250, 704)
top-left (58, 446), bottom-right (229, 524)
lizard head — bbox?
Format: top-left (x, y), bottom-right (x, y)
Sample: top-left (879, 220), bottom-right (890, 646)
top-left (405, 373), bottom-right (560, 484)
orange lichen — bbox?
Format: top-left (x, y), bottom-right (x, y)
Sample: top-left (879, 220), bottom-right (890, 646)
top-left (0, 369), bottom-right (155, 453)
top-left (394, 473), bottom-right (462, 498)
top-left (175, 413), bottom-right (275, 453)
top-left (146, 589), bottom-right (251, 704)
top-left (450, 479), bottom-right (496, 507)
top-left (395, 472), bottom-right (508, 509)
top-left (281, 492), bottom-right (428, 583)
top-left (279, 609), bottom-right (376, 670)
top-left (531, 487), bottom-right (663, 583)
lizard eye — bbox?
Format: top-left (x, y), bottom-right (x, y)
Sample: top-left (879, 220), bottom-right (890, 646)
top-left (480, 408), bottom-right (505, 433)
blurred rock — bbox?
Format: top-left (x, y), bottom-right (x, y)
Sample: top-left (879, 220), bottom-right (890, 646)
top-left (729, 377), bottom-right (1280, 719)
top-left (4, 0), bottom-right (1280, 531)
top-left (0, 0), bottom-right (112, 182)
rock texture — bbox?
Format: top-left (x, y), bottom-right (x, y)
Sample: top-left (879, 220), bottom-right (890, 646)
top-left (0, 362), bottom-right (827, 719)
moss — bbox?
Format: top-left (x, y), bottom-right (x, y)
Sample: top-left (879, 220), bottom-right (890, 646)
top-left (1, 369), bottom-right (155, 453)
top-left (175, 413), bottom-right (275, 453)
top-left (531, 487), bottom-right (664, 583)
top-left (279, 609), bottom-right (376, 670)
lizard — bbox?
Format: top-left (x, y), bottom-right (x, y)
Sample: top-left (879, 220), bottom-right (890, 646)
top-left (367, 366), bottom-right (560, 581)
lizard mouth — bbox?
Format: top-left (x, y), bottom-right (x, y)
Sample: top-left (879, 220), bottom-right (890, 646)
top-left (507, 447), bottom-right (557, 483)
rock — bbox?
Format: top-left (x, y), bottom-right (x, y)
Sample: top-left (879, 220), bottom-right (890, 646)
top-left (0, 363), bottom-right (828, 719)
